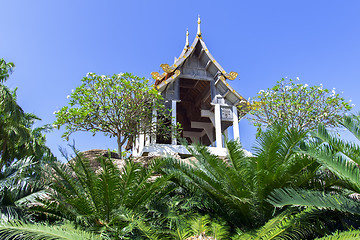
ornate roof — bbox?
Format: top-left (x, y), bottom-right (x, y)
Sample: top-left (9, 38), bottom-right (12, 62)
top-left (151, 17), bottom-right (248, 108)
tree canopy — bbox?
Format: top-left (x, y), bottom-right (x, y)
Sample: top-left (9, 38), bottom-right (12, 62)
top-left (243, 78), bottom-right (352, 133)
top-left (54, 72), bottom-right (167, 157)
top-left (0, 60), bottom-right (50, 169)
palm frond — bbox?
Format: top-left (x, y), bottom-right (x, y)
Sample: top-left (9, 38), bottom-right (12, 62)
top-left (189, 215), bottom-right (211, 236)
top-left (250, 210), bottom-right (290, 240)
top-left (0, 221), bottom-right (101, 240)
top-left (209, 221), bottom-right (230, 240)
top-left (0, 206), bottom-right (22, 222)
top-left (50, 161), bottom-right (96, 218)
top-left (163, 150), bottom-right (255, 226)
top-left (163, 125), bottom-right (322, 228)
top-left (168, 219), bottom-right (192, 240)
top-left (314, 124), bottom-right (360, 165)
top-left (137, 221), bottom-right (164, 240)
top-left (268, 188), bottom-right (360, 215)
top-left (39, 148), bottom-right (173, 238)
top-left (342, 114), bottom-right (360, 142)
top-left (232, 208), bottom-right (328, 240)
top-left (298, 141), bottom-right (360, 192)
top-left (316, 229), bottom-right (360, 240)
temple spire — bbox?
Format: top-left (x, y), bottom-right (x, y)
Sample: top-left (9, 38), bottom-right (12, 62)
top-left (185, 28), bottom-right (189, 47)
top-left (197, 15), bottom-right (201, 36)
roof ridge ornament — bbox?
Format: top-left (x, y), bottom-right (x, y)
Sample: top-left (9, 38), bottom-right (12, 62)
top-left (185, 28), bottom-right (189, 47)
top-left (224, 72), bottom-right (239, 80)
top-left (160, 63), bottom-right (175, 73)
top-left (197, 15), bottom-right (201, 37)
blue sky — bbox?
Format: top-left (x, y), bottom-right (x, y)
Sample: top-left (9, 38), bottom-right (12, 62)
top-left (2, 1), bottom-right (360, 160)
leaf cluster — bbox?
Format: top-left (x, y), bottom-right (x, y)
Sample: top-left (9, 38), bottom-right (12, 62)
top-left (0, 62), bottom-right (52, 169)
top-left (0, 58), bottom-right (15, 83)
top-left (266, 114), bottom-right (360, 238)
top-left (36, 150), bottom-right (173, 238)
top-left (245, 78), bottom-right (352, 132)
top-left (162, 126), bottom-right (321, 229)
top-left (53, 72), bottom-right (166, 154)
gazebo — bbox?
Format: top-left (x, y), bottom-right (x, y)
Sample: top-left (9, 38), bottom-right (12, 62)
top-left (133, 17), bottom-right (248, 157)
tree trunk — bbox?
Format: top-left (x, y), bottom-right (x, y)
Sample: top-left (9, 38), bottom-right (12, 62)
top-left (117, 135), bottom-right (123, 160)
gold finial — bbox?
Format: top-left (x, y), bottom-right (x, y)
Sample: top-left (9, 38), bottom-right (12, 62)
top-left (197, 15), bottom-right (201, 36)
top-left (185, 28), bottom-right (189, 47)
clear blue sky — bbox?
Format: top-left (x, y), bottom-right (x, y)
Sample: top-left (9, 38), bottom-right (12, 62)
top-left (2, 1), bottom-right (360, 160)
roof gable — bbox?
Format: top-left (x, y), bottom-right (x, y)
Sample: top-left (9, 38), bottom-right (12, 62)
top-left (151, 19), bottom-right (248, 108)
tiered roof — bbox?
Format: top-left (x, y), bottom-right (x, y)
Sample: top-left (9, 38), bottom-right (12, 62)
top-left (151, 16), bottom-right (248, 108)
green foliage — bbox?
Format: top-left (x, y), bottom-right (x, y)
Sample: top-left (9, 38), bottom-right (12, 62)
top-left (188, 215), bottom-right (229, 239)
top-left (37, 150), bottom-right (173, 239)
top-left (189, 215), bottom-right (211, 236)
top-left (316, 230), bottom-right (360, 240)
top-left (231, 209), bottom-right (315, 240)
top-left (245, 78), bottom-right (352, 132)
top-left (268, 188), bottom-right (360, 215)
top-left (0, 157), bottom-right (50, 222)
top-left (266, 114), bottom-right (360, 238)
top-left (0, 221), bottom-right (101, 240)
top-left (146, 185), bottom-right (217, 239)
top-left (0, 58), bottom-right (55, 231)
top-left (162, 125), bottom-right (320, 228)
top-left (0, 58), bottom-right (15, 83)
top-left (268, 115), bottom-right (360, 210)
top-left (232, 207), bottom-right (358, 240)
top-left (0, 62), bottom-right (52, 169)
top-left (0, 85), bottom-right (28, 168)
top-left (53, 72), bottom-right (166, 156)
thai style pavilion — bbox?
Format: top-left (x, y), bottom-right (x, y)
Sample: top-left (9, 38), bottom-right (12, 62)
top-left (133, 17), bottom-right (248, 157)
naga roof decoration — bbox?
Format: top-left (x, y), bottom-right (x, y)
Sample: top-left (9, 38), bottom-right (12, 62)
top-left (151, 17), bottom-right (247, 107)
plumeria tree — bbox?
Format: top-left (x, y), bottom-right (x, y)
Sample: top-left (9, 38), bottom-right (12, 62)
top-left (54, 72), bottom-right (168, 158)
top-left (242, 78), bottom-right (352, 133)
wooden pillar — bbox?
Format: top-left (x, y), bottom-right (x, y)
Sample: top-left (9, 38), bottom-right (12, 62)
top-left (171, 100), bottom-right (177, 145)
top-left (214, 103), bottom-right (222, 148)
top-left (232, 106), bottom-right (240, 141)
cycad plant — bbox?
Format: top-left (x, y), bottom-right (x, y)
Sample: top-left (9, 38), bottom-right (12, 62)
top-left (162, 126), bottom-right (320, 229)
top-left (316, 229), bottom-right (360, 240)
top-left (0, 157), bottom-right (49, 222)
top-left (267, 114), bottom-right (360, 237)
top-left (268, 114), bottom-right (360, 211)
top-left (36, 150), bottom-right (173, 239)
top-left (0, 221), bottom-right (101, 240)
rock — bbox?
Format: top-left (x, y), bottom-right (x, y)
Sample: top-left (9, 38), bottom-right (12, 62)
top-left (73, 149), bottom-right (162, 172)
top-left (185, 233), bottom-right (215, 240)
top-left (79, 149), bottom-right (121, 170)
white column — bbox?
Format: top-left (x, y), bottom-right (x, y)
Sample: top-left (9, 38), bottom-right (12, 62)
top-left (214, 104), bottom-right (222, 148)
top-left (232, 106), bottom-right (240, 141)
top-left (151, 108), bottom-right (157, 144)
top-left (145, 135), bottom-right (150, 146)
top-left (133, 137), bottom-right (139, 157)
top-left (171, 100), bottom-right (177, 145)
top-left (224, 128), bottom-right (228, 143)
top-left (139, 132), bottom-right (145, 154)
